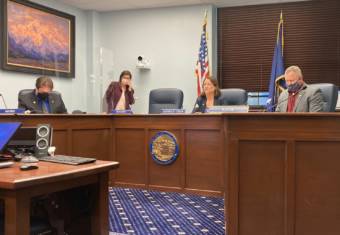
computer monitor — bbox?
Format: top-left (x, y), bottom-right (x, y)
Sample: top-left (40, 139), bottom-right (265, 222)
top-left (7, 127), bottom-right (37, 148)
top-left (247, 92), bottom-right (269, 108)
top-left (258, 92), bottom-right (269, 106)
top-left (0, 122), bottom-right (22, 152)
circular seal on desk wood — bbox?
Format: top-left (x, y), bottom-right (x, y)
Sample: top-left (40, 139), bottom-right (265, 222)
top-left (150, 131), bottom-right (179, 165)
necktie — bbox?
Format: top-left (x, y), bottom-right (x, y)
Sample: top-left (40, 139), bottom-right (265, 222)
top-left (42, 101), bottom-right (49, 113)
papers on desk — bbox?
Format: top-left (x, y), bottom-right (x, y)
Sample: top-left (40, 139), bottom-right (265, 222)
top-left (0, 108), bottom-right (25, 114)
top-left (206, 105), bottom-right (249, 113)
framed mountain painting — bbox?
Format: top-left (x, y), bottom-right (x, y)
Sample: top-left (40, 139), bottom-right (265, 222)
top-left (1, 0), bottom-right (75, 78)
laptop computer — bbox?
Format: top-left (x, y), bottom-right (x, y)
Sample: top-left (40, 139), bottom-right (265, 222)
top-left (0, 122), bottom-right (22, 154)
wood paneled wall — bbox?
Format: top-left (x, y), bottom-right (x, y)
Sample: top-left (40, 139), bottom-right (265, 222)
top-left (218, 0), bottom-right (340, 91)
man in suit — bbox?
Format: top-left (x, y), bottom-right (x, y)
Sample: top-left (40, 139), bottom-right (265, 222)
top-left (276, 65), bottom-right (324, 112)
top-left (18, 76), bottom-right (67, 114)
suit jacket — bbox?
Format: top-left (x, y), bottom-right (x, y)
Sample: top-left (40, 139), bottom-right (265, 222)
top-left (192, 95), bottom-right (223, 113)
top-left (105, 81), bottom-right (135, 113)
top-left (275, 83), bottom-right (324, 112)
top-left (18, 90), bottom-right (67, 114)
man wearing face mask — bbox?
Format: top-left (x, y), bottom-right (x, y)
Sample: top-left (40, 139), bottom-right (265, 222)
top-left (275, 65), bottom-right (324, 112)
top-left (18, 76), bottom-right (67, 114)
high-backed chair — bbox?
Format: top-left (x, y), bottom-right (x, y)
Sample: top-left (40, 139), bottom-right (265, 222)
top-left (18, 89), bottom-right (62, 98)
top-left (149, 88), bottom-right (184, 114)
top-left (18, 89), bottom-right (67, 113)
top-left (219, 88), bottom-right (248, 105)
top-left (309, 83), bottom-right (338, 112)
top-left (102, 95), bottom-right (108, 113)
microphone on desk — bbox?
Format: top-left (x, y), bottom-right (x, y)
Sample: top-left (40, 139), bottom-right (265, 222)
top-left (266, 96), bottom-right (289, 111)
top-left (0, 93), bottom-right (8, 109)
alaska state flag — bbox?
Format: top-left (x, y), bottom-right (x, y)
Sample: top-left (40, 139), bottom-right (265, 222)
top-left (267, 12), bottom-right (286, 111)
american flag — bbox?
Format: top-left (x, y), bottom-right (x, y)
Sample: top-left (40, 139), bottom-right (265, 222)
top-left (195, 14), bottom-right (209, 96)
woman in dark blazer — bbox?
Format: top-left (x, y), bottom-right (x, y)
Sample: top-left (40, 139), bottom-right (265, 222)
top-left (192, 78), bottom-right (222, 113)
top-left (105, 70), bottom-right (135, 113)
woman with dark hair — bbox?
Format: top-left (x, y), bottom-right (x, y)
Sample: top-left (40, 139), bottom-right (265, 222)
top-left (192, 77), bottom-right (222, 113)
top-left (105, 70), bottom-right (135, 113)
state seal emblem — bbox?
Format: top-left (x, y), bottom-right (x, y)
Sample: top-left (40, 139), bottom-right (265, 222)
top-left (150, 131), bottom-right (179, 165)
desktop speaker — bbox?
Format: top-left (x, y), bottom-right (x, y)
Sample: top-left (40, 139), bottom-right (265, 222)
top-left (35, 124), bottom-right (52, 157)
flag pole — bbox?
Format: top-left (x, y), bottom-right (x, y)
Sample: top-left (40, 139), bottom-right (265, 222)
top-left (204, 10), bottom-right (212, 77)
top-left (195, 10), bottom-right (210, 96)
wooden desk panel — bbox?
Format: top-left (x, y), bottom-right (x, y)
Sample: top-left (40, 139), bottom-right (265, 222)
top-left (2, 113), bottom-right (340, 234)
top-left (72, 129), bottom-right (111, 160)
top-left (0, 115), bottom-right (112, 159)
top-left (148, 129), bottom-right (182, 189)
top-left (112, 115), bottom-right (224, 195)
top-left (0, 161), bottom-right (118, 235)
top-left (0, 114), bottom-right (224, 196)
top-left (224, 113), bottom-right (340, 235)
top-left (114, 128), bottom-right (146, 185)
top-left (53, 130), bottom-right (68, 154)
top-left (186, 129), bottom-right (223, 192)
top-left (295, 141), bottom-right (340, 235)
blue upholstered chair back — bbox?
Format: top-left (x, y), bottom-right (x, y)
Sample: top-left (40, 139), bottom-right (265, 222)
top-left (309, 83), bottom-right (338, 112)
top-left (219, 88), bottom-right (248, 105)
top-left (149, 88), bottom-right (184, 114)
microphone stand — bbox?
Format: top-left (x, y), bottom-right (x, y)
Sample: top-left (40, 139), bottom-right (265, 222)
top-left (267, 85), bottom-right (306, 111)
top-left (0, 94), bottom-right (8, 109)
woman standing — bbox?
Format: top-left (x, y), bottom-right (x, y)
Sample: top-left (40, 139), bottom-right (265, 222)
top-left (105, 70), bottom-right (135, 113)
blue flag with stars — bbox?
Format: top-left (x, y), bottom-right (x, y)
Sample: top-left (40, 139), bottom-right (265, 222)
top-left (267, 12), bottom-right (286, 112)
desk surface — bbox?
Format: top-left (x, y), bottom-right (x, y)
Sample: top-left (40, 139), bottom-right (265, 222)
top-left (0, 160), bottom-right (119, 189)
top-left (0, 159), bottom-right (117, 235)
top-left (2, 112), bottom-right (340, 116)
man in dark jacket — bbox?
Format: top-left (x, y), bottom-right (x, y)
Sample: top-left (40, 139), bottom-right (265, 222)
top-left (18, 76), bottom-right (67, 114)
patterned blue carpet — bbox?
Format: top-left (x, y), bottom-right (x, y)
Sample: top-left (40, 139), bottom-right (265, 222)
top-left (109, 187), bottom-right (225, 235)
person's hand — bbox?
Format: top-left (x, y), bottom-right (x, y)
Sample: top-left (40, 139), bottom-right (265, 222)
top-left (127, 80), bottom-right (133, 91)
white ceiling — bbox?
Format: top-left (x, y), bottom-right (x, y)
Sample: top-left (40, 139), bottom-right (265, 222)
top-left (58, 0), bottom-right (308, 12)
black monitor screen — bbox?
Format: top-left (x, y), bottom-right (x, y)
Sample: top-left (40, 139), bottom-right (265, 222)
top-left (0, 122), bottom-right (22, 152)
top-left (8, 127), bottom-right (36, 147)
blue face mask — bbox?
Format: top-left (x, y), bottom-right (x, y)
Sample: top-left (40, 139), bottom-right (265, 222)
top-left (287, 82), bottom-right (302, 93)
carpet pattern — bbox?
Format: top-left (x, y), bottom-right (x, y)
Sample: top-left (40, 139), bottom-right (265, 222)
top-left (109, 187), bottom-right (225, 235)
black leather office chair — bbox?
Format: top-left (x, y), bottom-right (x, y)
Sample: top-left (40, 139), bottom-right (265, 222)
top-left (219, 88), bottom-right (248, 105)
top-left (18, 89), bottom-right (62, 98)
top-left (149, 88), bottom-right (184, 114)
top-left (309, 83), bottom-right (338, 112)
top-left (18, 89), bottom-right (34, 97)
